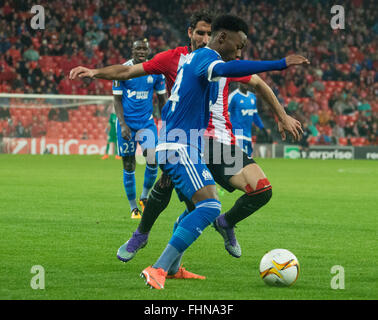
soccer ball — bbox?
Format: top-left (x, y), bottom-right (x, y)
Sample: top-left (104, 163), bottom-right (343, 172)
top-left (259, 249), bottom-right (300, 287)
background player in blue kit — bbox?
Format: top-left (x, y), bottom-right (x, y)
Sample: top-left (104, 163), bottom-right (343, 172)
top-left (113, 39), bottom-right (167, 219)
top-left (229, 83), bottom-right (265, 157)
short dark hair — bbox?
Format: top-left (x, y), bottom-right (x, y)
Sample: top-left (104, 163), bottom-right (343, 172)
top-left (189, 9), bottom-right (213, 30)
top-left (212, 14), bottom-right (248, 35)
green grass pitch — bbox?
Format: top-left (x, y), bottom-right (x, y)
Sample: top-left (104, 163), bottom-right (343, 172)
top-left (0, 155), bottom-right (377, 300)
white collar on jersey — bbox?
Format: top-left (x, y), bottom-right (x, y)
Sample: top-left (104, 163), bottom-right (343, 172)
top-left (236, 89), bottom-right (251, 98)
top-left (122, 59), bottom-right (134, 66)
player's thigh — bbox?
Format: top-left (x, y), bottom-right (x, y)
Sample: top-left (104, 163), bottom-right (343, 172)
top-left (228, 163), bottom-right (267, 193)
top-left (192, 184), bottom-right (218, 204)
top-left (158, 146), bottom-right (218, 205)
top-left (205, 138), bottom-right (255, 192)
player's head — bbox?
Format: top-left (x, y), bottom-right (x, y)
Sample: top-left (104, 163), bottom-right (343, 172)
top-left (239, 82), bottom-right (248, 93)
top-left (187, 10), bottom-right (213, 51)
top-left (131, 39), bottom-right (150, 63)
top-left (209, 14), bottom-right (248, 62)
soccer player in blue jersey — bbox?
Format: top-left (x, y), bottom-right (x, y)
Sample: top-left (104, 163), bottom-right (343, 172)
top-left (139, 14), bottom-right (308, 289)
top-left (113, 39), bottom-right (167, 219)
top-left (229, 83), bottom-right (265, 157)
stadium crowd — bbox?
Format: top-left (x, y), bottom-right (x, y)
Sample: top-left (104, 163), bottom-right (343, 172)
top-left (0, 0), bottom-right (377, 146)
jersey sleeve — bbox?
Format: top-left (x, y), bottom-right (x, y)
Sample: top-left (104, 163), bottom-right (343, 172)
top-left (207, 60), bottom-right (225, 82)
top-left (112, 80), bottom-right (123, 95)
top-left (253, 111), bottom-right (265, 129)
top-left (228, 75), bottom-right (252, 84)
top-left (142, 50), bottom-right (173, 75)
top-left (194, 50), bottom-right (224, 82)
top-left (154, 74), bottom-right (166, 94)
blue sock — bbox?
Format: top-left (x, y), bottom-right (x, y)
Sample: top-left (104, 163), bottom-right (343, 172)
top-left (168, 209), bottom-right (190, 275)
top-left (141, 164), bottom-right (158, 199)
top-left (153, 200), bottom-right (221, 271)
top-left (123, 169), bottom-right (137, 211)
top-left (169, 199), bottom-right (221, 253)
top-left (153, 244), bottom-right (181, 272)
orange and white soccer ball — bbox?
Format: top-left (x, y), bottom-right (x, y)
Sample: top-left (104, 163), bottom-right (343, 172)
top-left (259, 249), bottom-right (300, 287)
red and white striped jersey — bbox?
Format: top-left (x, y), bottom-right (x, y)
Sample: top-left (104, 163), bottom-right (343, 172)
top-left (142, 46), bottom-right (189, 96)
top-left (205, 76), bottom-right (252, 145)
top-left (142, 46), bottom-right (251, 145)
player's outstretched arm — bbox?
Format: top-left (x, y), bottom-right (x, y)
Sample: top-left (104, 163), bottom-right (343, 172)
top-left (69, 63), bottom-right (147, 81)
top-left (212, 54), bottom-right (309, 79)
top-left (248, 75), bottom-right (303, 141)
top-left (285, 55), bottom-right (310, 67)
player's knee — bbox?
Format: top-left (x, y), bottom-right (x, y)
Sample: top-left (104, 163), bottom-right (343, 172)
top-left (122, 156), bottom-right (135, 172)
top-left (158, 173), bottom-right (173, 189)
top-left (245, 178), bottom-right (272, 196)
top-left (245, 178), bottom-right (273, 206)
top-left (149, 179), bottom-right (174, 212)
top-left (259, 187), bottom-right (272, 206)
top-left (152, 176), bottom-right (174, 203)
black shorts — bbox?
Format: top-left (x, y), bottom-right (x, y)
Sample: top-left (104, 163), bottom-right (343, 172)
top-left (203, 137), bottom-right (256, 193)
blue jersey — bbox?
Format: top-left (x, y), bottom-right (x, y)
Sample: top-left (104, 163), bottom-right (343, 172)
top-left (229, 89), bottom-right (264, 139)
top-left (159, 47), bottom-right (222, 150)
top-left (112, 59), bottom-right (166, 129)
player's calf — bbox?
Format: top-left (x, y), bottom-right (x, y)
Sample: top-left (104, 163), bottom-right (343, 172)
top-left (224, 178), bottom-right (272, 227)
top-left (214, 179), bottom-right (272, 258)
top-left (137, 174), bottom-right (174, 233)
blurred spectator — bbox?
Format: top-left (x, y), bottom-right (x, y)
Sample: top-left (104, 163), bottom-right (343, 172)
top-left (333, 94), bottom-right (355, 115)
top-left (15, 121), bottom-right (26, 137)
top-left (23, 45), bottom-right (39, 62)
top-left (256, 127), bottom-right (273, 144)
top-left (58, 108), bottom-right (69, 122)
top-left (30, 116), bottom-right (46, 137)
top-left (0, 128), bottom-right (6, 153)
top-left (299, 122), bottom-right (312, 152)
top-left (82, 130), bottom-right (89, 140)
top-left (48, 109), bottom-right (58, 121)
top-left (0, 107), bottom-right (10, 119)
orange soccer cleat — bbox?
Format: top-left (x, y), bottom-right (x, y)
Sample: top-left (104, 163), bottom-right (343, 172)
top-left (140, 266), bottom-right (167, 289)
top-left (166, 265), bottom-right (206, 280)
top-left (101, 154), bottom-right (109, 160)
top-left (115, 155), bottom-right (122, 160)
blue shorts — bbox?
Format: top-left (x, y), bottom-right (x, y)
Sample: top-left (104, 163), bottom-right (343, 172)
top-left (116, 119), bottom-right (158, 157)
top-left (236, 137), bottom-right (253, 158)
top-left (157, 144), bottom-right (215, 202)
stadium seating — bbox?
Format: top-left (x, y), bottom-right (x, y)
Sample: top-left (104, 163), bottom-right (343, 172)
top-left (0, 0), bottom-right (375, 145)
top-left (338, 137), bottom-right (348, 146)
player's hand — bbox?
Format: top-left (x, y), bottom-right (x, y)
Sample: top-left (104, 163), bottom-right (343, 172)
top-left (277, 115), bottom-right (303, 141)
top-left (285, 55), bottom-right (310, 67)
top-left (69, 66), bottom-right (97, 80)
top-left (120, 123), bottom-right (131, 140)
